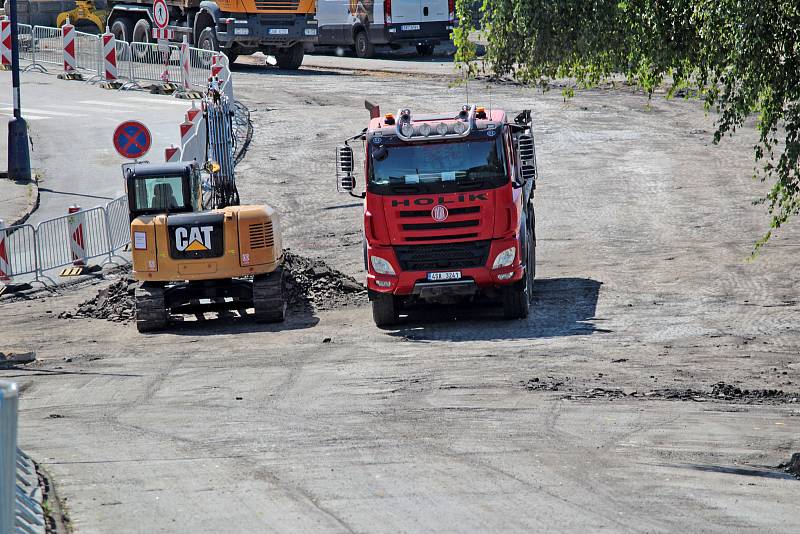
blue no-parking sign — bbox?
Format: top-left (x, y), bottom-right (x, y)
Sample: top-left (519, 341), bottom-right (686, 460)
top-left (113, 120), bottom-right (152, 160)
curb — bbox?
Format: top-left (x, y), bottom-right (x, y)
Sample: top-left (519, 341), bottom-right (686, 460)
top-left (2, 175), bottom-right (41, 227)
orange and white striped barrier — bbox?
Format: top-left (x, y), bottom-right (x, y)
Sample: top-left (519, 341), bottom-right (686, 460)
top-left (211, 54), bottom-right (234, 102)
top-left (165, 144), bottom-right (181, 162)
top-left (67, 205), bottom-right (87, 266)
top-left (0, 19), bottom-right (11, 69)
top-left (62, 20), bottom-right (77, 73)
top-left (0, 220), bottom-right (12, 283)
top-left (101, 32), bottom-right (117, 81)
top-left (180, 103), bottom-right (206, 162)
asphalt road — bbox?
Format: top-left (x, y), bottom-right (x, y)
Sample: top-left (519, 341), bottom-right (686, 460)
top-left (1, 55), bottom-right (799, 532)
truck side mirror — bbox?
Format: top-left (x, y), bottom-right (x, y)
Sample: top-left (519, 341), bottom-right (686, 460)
top-left (517, 134), bottom-right (537, 184)
top-left (336, 145), bottom-right (356, 192)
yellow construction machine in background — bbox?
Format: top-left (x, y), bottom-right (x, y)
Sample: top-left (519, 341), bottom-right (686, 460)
top-left (56, 0), bottom-right (106, 33)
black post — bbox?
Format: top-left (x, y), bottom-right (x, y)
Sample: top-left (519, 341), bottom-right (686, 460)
top-left (7, 0), bottom-right (31, 181)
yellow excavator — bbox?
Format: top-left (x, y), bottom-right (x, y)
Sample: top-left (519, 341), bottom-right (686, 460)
top-left (57, 0), bottom-right (107, 33)
top-left (126, 160), bottom-right (286, 332)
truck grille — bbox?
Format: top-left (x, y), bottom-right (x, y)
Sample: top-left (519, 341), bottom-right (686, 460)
top-left (395, 240), bottom-right (490, 271)
top-left (254, 0), bottom-right (300, 11)
top-left (249, 221), bottom-right (274, 249)
top-left (395, 206), bottom-right (483, 242)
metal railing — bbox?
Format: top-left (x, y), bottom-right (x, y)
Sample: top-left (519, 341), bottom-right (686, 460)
top-left (0, 382), bottom-right (18, 534)
top-left (1, 195), bottom-right (131, 286)
top-left (18, 24), bottom-right (228, 92)
top-left (2, 224), bottom-right (37, 278)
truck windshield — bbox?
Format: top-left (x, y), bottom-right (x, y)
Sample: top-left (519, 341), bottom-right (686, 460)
top-left (368, 136), bottom-right (507, 194)
top-left (131, 176), bottom-right (188, 213)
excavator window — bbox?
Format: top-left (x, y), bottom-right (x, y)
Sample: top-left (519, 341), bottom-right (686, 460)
top-left (130, 175), bottom-right (192, 217)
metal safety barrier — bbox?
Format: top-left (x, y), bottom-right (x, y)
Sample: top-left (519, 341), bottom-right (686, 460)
top-left (105, 195), bottom-right (131, 252)
top-left (16, 24), bottom-right (231, 92)
top-left (74, 30), bottom-right (101, 75)
top-left (1, 224), bottom-right (38, 279)
top-left (29, 25), bottom-right (61, 70)
top-left (0, 382), bottom-right (18, 534)
top-left (36, 206), bottom-right (111, 272)
top-left (129, 41), bottom-right (182, 84)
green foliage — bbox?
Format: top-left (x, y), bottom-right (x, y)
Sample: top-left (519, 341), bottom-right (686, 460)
top-left (455, 1), bottom-right (800, 252)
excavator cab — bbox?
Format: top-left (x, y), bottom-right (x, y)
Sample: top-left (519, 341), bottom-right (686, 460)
top-left (124, 162), bottom-right (201, 222)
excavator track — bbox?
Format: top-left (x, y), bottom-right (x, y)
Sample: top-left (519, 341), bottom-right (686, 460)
top-left (253, 268), bottom-right (287, 323)
top-left (135, 282), bottom-right (168, 332)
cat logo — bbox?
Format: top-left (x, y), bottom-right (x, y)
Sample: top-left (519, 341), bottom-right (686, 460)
top-left (174, 226), bottom-right (213, 252)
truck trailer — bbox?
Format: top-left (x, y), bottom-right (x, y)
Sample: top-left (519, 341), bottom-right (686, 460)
top-left (106, 0), bottom-right (317, 68)
top-left (337, 102), bottom-right (539, 326)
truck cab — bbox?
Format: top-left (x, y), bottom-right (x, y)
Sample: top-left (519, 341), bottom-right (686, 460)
top-left (337, 103), bottom-right (538, 326)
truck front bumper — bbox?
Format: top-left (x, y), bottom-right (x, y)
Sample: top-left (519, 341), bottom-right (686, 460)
top-left (216, 14), bottom-right (318, 48)
top-left (366, 239), bottom-right (524, 296)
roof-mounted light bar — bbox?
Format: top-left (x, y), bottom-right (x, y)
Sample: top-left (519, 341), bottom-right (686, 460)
top-left (395, 104), bottom-right (477, 141)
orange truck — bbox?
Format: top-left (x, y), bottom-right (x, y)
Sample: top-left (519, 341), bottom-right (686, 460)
top-left (106, 0), bottom-right (317, 69)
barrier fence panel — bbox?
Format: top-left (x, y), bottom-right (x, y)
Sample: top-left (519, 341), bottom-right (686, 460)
top-left (115, 40), bottom-right (134, 82)
top-left (18, 24), bottom-right (34, 64)
top-left (129, 42), bottom-right (181, 84)
top-left (3, 224), bottom-right (38, 278)
top-left (75, 30), bottom-right (101, 75)
top-left (31, 25), bottom-right (62, 69)
top-left (105, 196), bottom-right (131, 252)
top-left (0, 382), bottom-right (18, 534)
top-left (187, 46), bottom-right (217, 87)
top-left (36, 206), bottom-right (110, 272)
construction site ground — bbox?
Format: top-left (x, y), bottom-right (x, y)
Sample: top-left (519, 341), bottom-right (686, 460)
top-left (1, 59), bottom-right (799, 532)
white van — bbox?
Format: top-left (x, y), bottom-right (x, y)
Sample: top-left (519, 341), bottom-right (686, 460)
top-left (316, 0), bottom-right (454, 58)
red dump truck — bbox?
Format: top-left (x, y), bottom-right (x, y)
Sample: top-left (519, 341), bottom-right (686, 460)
top-left (336, 102), bottom-right (539, 326)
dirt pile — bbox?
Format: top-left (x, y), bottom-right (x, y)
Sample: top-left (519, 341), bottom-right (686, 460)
top-left (283, 251), bottom-right (367, 311)
top-left (552, 381), bottom-right (800, 405)
top-left (779, 453), bottom-right (800, 479)
top-left (60, 276), bottom-right (137, 323)
top-left (62, 252), bottom-right (366, 323)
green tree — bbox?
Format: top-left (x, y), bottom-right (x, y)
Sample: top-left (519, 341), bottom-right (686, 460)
top-left (455, 1), bottom-right (800, 252)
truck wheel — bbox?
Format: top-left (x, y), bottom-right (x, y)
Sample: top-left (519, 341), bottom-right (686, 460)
top-left (197, 27), bottom-right (219, 53)
top-left (502, 280), bottom-right (530, 320)
top-left (131, 18), bottom-right (152, 60)
top-left (135, 282), bottom-right (168, 332)
top-left (371, 293), bottom-right (399, 327)
top-left (110, 18), bottom-right (132, 44)
top-left (353, 30), bottom-right (374, 59)
top-left (253, 268), bottom-right (287, 323)
top-left (275, 43), bottom-right (304, 70)
top-left (416, 44), bottom-right (435, 57)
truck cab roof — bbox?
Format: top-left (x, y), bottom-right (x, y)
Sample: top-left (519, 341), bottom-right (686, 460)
top-left (124, 161), bottom-right (197, 178)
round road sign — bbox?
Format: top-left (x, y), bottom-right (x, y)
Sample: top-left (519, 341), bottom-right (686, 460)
top-left (153, 0), bottom-right (169, 29)
top-left (113, 120), bottom-right (152, 160)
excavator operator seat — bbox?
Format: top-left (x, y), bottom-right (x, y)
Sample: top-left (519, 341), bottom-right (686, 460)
top-left (152, 183), bottom-right (179, 211)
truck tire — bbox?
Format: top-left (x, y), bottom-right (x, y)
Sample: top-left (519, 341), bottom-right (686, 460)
top-left (135, 282), bottom-right (168, 332)
top-left (197, 26), bottom-right (219, 53)
top-left (371, 293), bottom-right (399, 327)
top-left (131, 18), bottom-right (152, 60)
top-left (502, 280), bottom-right (530, 320)
top-left (253, 268), bottom-right (287, 323)
top-left (416, 44), bottom-right (435, 56)
top-left (275, 43), bottom-right (304, 70)
top-left (353, 30), bottom-right (374, 59)
top-left (110, 18), bottom-right (133, 44)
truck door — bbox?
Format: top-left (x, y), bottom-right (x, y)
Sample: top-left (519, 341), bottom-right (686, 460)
top-left (420, 0), bottom-right (448, 22)
top-left (390, 0), bottom-right (421, 23)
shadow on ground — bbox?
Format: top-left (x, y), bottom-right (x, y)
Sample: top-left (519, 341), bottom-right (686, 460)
top-left (387, 277), bottom-right (604, 342)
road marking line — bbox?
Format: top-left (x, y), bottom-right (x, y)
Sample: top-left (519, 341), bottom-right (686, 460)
top-left (0, 105), bottom-right (86, 117)
top-left (0, 112), bottom-right (48, 121)
top-left (78, 100), bottom-right (146, 108)
top-left (125, 97), bottom-right (194, 107)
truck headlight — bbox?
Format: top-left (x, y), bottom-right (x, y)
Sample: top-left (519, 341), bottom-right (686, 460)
top-left (492, 247), bottom-right (516, 269)
top-left (370, 256), bottom-right (396, 275)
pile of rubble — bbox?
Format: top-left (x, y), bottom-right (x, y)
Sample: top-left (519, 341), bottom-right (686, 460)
top-left (283, 251), bottom-right (367, 311)
top-left (61, 252), bottom-right (366, 323)
top-left (60, 276), bottom-right (136, 323)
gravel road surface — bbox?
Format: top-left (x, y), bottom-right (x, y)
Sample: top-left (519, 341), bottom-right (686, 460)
top-left (1, 60), bottom-right (799, 533)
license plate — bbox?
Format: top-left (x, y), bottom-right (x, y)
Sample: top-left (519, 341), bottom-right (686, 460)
top-left (401, 24), bottom-right (421, 31)
top-left (427, 271), bottom-right (461, 281)
top-left (269, 28), bottom-right (289, 35)
top-left (234, 27), bottom-right (250, 35)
